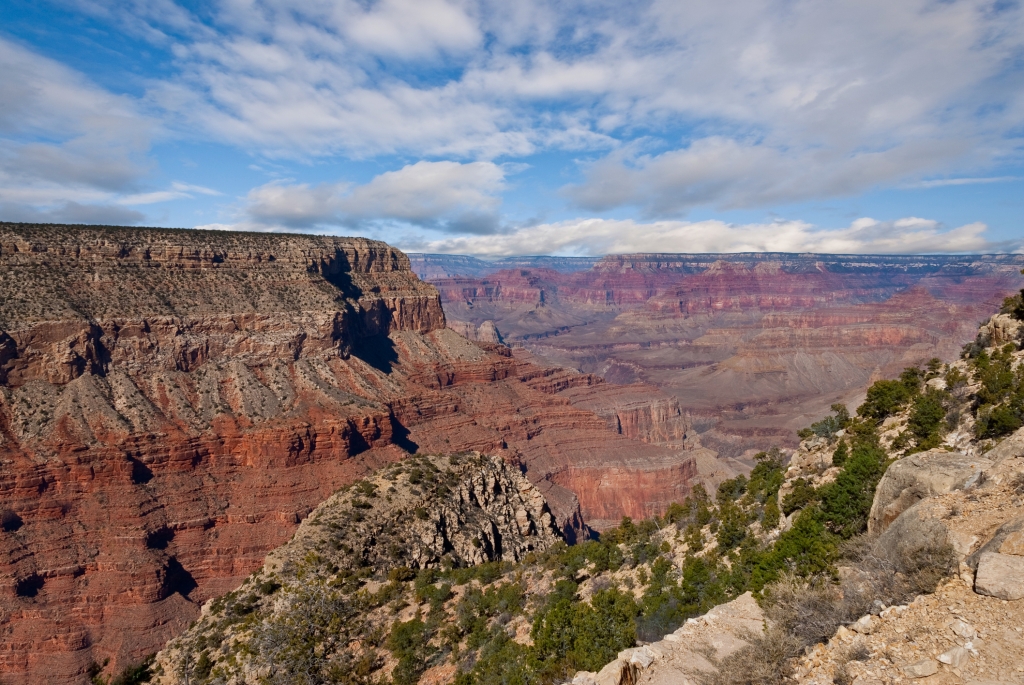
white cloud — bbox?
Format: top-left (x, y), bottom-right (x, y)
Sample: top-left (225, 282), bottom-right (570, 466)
top-left (341, 0), bottom-right (482, 58)
top-left (402, 217), bottom-right (1020, 256)
top-left (0, 37), bottom-right (153, 194)
top-left (116, 181), bottom-right (222, 205)
top-left (0, 201), bottom-right (146, 225)
top-left (902, 177), bottom-right (1023, 189)
top-left (5, 0), bottom-right (1024, 228)
top-left (241, 160), bottom-right (506, 232)
top-left (170, 181), bottom-right (222, 195)
top-left (0, 38), bottom-right (232, 223)
top-left (564, 136), bottom-right (972, 214)
top-left (123, 0), bottom-right (1023, 195)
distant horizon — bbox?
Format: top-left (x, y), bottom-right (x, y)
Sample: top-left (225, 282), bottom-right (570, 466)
top-left (4, 220), bottom-right (1024, 260)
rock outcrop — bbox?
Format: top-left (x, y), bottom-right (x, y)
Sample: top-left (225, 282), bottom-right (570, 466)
top-left (0, 224), bottom-right (712, 683)
top-left (867, 449), bottom-right (992, 535)
top-left (572, 593), bottom-right (766, 685)
top-left (152, 453), bottom-right (562, 684)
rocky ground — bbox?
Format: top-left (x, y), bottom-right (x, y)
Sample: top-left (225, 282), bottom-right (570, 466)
top-left (791, 436), bottom-right (1024, 685)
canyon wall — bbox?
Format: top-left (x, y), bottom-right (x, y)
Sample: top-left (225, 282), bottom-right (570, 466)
top-left (415, 252), bottom-right (1024, 459)
top-left (0, 225), bottom-right (705, 683)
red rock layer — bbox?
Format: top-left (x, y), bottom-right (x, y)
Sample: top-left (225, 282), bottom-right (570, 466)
top-left (0, 225), bottom-right (707, 684)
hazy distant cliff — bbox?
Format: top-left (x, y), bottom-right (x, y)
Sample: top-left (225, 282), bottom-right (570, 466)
top-left (422, 251), bottom-right (1024, 458)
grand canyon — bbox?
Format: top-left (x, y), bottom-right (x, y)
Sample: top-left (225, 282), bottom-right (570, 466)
top-left (0, 224), bottom-right (712, 682)
top-left (412, 253), bottom-right (1024, 458)
top-left (1, 223), bottom-right (1023, 683)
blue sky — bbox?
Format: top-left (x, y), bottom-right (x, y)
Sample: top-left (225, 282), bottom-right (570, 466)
top-left (1, 0), bottom-right (1022, 255)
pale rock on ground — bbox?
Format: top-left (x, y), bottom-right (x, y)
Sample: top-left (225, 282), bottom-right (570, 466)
top-left (572, 592), bottom-right (765, 685)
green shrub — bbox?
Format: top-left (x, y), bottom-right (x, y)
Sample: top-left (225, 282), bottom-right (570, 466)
top-left (715, 501), bottom-right (748, 552)
top-left (1000, 279), bottom-right (1024, 321)
top-left (746, 449), bottom-right (785, 502)
top-left (531, 587), bottom-right (639, 672)
top-left (717, 475), bottom-right (748, 503)
top-left (817, 441), bottom-right (888, 538)
top-left (387, 618), bottom-right (431, 685)
top-left (831, 440), bottom-right (848, 467)
top-left (857, 379), bottom-right (913, 421)
top-left (781, 479), bottom-right (816, 516)
top-left (761, 496), bottom-right (781, 531)
top-left (799, 404), bottom-right (851, 440)
top-left (388, 566), bottom-right (417, 582)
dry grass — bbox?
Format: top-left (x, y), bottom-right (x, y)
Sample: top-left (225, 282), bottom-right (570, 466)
top-left (698, 531), bottom-right (956, 685)
top-left (698, 625), bottom-right (802, 685)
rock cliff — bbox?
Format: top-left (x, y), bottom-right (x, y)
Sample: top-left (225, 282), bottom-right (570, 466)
top-left (0, 224), bottom-right (708, 683)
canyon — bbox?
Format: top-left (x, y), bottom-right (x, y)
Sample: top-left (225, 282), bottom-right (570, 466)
top-left (0, 224), bottom-right (710, 683)
top-left (4, 225), bottom-right (1022, 684)
top-left (411, 253), bottom-right (1024, 458)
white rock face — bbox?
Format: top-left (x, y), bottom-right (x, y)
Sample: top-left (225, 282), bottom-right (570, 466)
top-left (976, 313), bottom-right (1024, 348)
top-left (949, 619), bottom-right (977, 640)
top-left (851, 614), bottom-right (877, 634)
top-left (974, 552), bottom-right (1024, 600)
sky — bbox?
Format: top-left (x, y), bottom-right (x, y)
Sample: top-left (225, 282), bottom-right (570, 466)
top-left (1, 0), bottom-right (1022, 256)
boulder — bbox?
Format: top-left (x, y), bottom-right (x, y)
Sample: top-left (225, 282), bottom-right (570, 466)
top-left (851, 615), bottom-right (877, 634)
top-left (999, 531), bottom-right (1024, 556)
top-left (937, 646), bottom-right (969, 667)
top-left (868, 449), bottom-right (991, 535)
top-left (903, 659), bottom-right (939, 678)
top-left (594, 659), bottom-right (633, 685)
top-left (949, 619), bottom-right (977, 640)
top-left (873, 498), bottom-right (956, 562)
top-left (974, 552), bottom-right (1024, 600)
top-left (967, 516), bottom-right (1024, 569)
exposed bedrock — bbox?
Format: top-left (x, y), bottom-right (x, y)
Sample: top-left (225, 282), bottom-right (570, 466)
top-left (0, 225), bottom-right (707, 683)
top-left (868, 449), bottom-right (993, 535)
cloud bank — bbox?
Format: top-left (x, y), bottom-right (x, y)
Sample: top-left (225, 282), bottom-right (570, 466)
top-left (402, 217), bottom-right (1020, 257)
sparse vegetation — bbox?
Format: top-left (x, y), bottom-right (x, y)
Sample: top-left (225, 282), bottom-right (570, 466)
top-left (158, 335), bottom-right (1024, 684)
